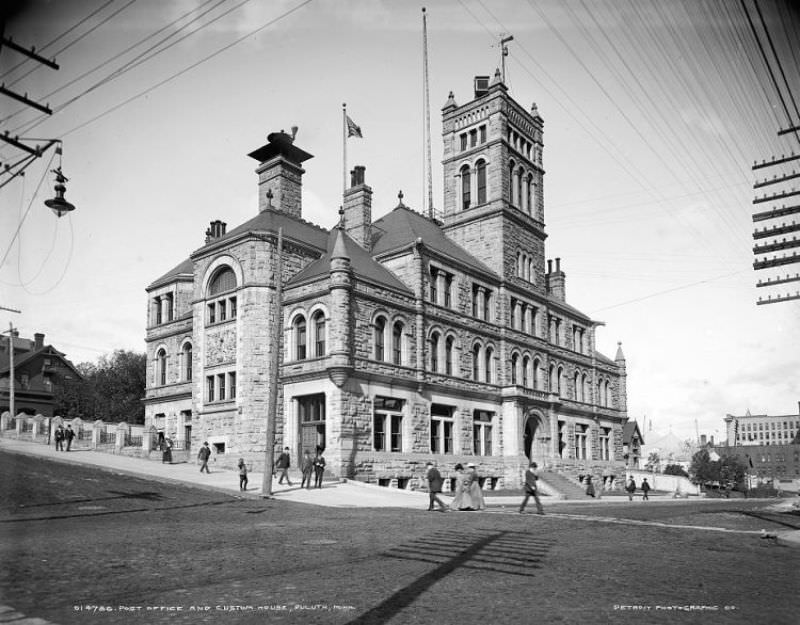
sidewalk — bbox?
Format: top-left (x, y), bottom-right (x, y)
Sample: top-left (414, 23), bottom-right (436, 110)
top-left (0, 436), bottom-right (789, 513)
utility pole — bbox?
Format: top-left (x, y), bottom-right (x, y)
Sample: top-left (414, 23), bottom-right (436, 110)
top-left (262, 228), bottom-right (283, 496)
top-left (500, 34), bottom-right (513, 84)
top-left (1, 309), bottom-right (21, 418)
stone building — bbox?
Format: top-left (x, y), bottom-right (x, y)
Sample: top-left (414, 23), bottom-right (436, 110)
top-left (143, 70), bottom-right (629, 488)
top-left (724, 404), bottom-right (800, 447)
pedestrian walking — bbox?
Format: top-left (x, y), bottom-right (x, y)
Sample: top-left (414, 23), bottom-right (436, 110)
top-left (275, 447), bottom-right (292, 485)
top-left (313, 447), bottom-right (326, 488)
top-left (519, 461), bottom-right (544, 515)
top-left (198, 442), bottom-right (211, 473)
top-left (585, 475), bottom-right (595, 498)
top-left (162, 437), bottom-right (174, 464)
top-left (453, 463), bottom-right (484, 511)
top-left (238, 458), bottom-right (248, 491)
top-left (641, 478), bottom-right (651, 500)
top-left (300, 449), bottom-right (314, 489)
top-left (626, 476), bottom-right (637, 501)
top-left (54, 425), bottom-right (64, 451)
top-left (425, 462), bottom-right (447, 512)
top-left (64, 425), bottom-right (75, 451)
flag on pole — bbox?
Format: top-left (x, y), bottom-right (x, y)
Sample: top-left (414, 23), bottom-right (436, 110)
top-left (346, 115), bottom-right (363, 138)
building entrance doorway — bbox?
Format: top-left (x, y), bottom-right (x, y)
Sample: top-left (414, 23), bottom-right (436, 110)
top-left (297, 393), bottom-right (326, 455)
top-left (523, 414), bottom-right (547, 463)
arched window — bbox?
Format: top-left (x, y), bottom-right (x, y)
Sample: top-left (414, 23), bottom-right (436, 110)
top-left (485, 347), bottom-right (494, 383)
top-left (294, 315), bottom-right (307, 360)
top-left (208, 266), bottom-right (236, 296)
top-left (511, 353), bottom-right (519, 385)
top-left (476, 159), bottom-right (487, 204)
top-left (582, 373), bottom-right (589, 403)
top-left (574, 372), bottom-right (582, 401)
top-left (182, 343), bottom-right (192, 381)
top-left (522, 355), bottom-right (530, 387)
top-left (445, 335), bottom-right (455, 376)
top-left (509, 161), bottom-right (516, 205)
top-left (461, 165), bottom-right (471, 210)
top-left (393, 321), bottom-right (404, 365)
top-left (157, 348), bottom-right (167, 386)
top-left (526, 173), bottom-right (534, 214)
top-left (313, 310), bottom-right (326, 357)
top-left (430, 331), bottom-right (441, 372)
top-left (516, 167), bottom-right (524, 211)
top-left (557, 366), bottom-right (565, 396)
top-left (605, 381), bottom-right (612, 408)
top-left (374, 316), bottom-right (386, 361)
top-left (473, 343), bottom-right (481, 380)
top-left (533, 357), bottom-right (541, 390)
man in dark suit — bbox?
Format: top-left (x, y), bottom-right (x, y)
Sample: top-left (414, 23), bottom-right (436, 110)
top-left (425, 461), bottom-right (447, 512)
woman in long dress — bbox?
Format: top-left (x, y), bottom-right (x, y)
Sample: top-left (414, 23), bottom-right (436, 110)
top-left (449, 464), bottom-right (465, 510)
top-left (463, 463), bottom-right (485, 510)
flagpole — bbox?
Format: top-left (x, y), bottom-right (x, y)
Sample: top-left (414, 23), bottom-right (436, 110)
top-left (342, 102), bottom-right (347, 196)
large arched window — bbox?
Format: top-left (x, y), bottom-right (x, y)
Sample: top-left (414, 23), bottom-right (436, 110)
top-left (445, 335), bottom-right (455, 376)
top-left (472, 343), bottom-right (481, 380)
top-left (208, 266), bottom-right (236, 296)
top-left (294, 315), bottom-right (307, 360)
top-left (393, 321), bottom-right (404, 365)
top-left (476, 159), bottom-right (487, 204)
top-left (557, 366), bottom-right (565, 397)
top-left (182, 343), bottom-right (192, 381)
top-left (574, 372), bottom-right (582, 402)
top-left (511, 353), bottom-right (519, 385)
top-left (460, 165), bottom-right (471, 210)
top-left (509, 161), bottom-right (516, 205)
top-left (522, 355), bottom-right (530, 387)
top-left (312, 310), bottom-right (326, 357)
top-left (485, 347), bottom-right (494, 383)
top-left (374, 316), bottom-right (387, 361)
top-left (430, 331), bottom-right (441, 372)
top-left (157, 348), bottom-right (167, 386)
top-left (526, 173), bottom-right (534, 214)
top-left (533, 358), bottom-right (541, 390)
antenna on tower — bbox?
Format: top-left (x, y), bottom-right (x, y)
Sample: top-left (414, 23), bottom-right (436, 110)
top-left (500, 34), bottom-right (513, 84)
top-left (422, 7), bottom-right (435, 220)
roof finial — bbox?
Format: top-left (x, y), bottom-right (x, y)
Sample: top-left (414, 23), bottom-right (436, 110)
top-left (266, 188), bottom-right (274, 209)
top-left (397, 190), bottom-right (405, 207)
top-left (338, 205), bottom-right (345, 229)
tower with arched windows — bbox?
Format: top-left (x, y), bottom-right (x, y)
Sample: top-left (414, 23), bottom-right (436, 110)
top-left (441, 70), bottom-right (546, 287)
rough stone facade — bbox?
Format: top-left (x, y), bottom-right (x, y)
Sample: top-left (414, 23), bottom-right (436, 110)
top-left (143, 74), bottom-right (629, 489)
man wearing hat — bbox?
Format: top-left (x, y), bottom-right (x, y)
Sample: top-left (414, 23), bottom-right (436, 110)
top-left (425, 462), bottom-right (447, 512)
top-left (519, 461), bottom-right (544, 515)
top-left (197, 442), bottom-right (211, 473)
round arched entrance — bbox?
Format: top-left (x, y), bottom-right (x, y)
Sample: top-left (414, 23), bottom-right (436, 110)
top-left (523, 412), bottom-right (547, 463)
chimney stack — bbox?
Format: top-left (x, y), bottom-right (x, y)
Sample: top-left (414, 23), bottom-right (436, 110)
top-left (546, 257), bottom-right (566, 302)
top-left (205, 220), bottom-right (227, 244)
top-left (248, 130), bottom-right (313, 218)
top-left (34, 333), bottom-right (44, 350)
top-left (342, 165), bottom-right (373, 249)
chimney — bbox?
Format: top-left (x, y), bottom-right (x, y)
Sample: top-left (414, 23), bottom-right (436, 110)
top-left (34, 333), bottom-right (44, 350)
top-left (474, 75), bottom-right (490, 99)
top-left (204, 220), bottom-right (227, 244)
top-left (248, 130), bottom-right (313, 218)
top-left (342, 165), bottom-right (373, 249)
top-left (546, 257), bottom-right (566, 301)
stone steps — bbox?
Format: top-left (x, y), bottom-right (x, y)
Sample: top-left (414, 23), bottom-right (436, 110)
top-left (539, 470), bottom-right (592, 499)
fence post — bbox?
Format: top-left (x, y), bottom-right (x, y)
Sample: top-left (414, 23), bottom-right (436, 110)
top-left (15, 414), bottom-right (23, 438)
top-left (115, 422), bottom-right (128, 451)
top-left (0, 411), bottom-right (8, 436)
top-left (93, 420), bottom-right (103, 450)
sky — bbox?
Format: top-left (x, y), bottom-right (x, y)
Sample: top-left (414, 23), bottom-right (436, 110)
top-left (1, 0), bottom-right (799, 441)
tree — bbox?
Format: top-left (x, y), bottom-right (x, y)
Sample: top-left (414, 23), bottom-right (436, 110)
top-left (689, 449), bottom-right (748, 488)
top-left (55, 350), bottom-right (146, 423)
top-left (644, 451), bottom-right (660, 473)
top-left (663, 464), bottom-right (689, 478)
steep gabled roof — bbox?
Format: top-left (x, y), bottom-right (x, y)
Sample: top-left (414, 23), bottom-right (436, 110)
top-left (623, 421), bottom-right (644, 445)
top-left (287, 227), bottom-right (412, 295)
top-left (148, 257), bottom-right (194, 290)
top-left (0, 345), bottom-right (82, 379)
top-left (216, 208), bottom-right (328, 251)
top-left (371, 204), bottom-right (497, 278)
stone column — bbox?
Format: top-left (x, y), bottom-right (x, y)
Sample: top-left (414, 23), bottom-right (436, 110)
top-left (115, 422), bottom-right (128, 451)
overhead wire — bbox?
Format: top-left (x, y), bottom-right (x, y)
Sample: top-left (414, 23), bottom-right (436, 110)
top-left (0, 0), bottom-right (117, 79)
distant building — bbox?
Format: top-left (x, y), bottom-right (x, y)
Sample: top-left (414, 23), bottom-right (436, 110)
top-left (622, 421), bottom-right (644, 468)
top-left (0, 332), bottom-right (82, 418)
top-left (142, 70), bottom-right (629, 487)
top-left (724, 405), bottom-right (800, 446)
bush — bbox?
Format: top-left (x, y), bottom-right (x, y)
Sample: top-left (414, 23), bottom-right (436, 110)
top-left (663, 464), bottom-right (688, 477)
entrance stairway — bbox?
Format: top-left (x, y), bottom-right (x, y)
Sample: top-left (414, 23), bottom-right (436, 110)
top-left (538, 470), bottom-right (591, 500)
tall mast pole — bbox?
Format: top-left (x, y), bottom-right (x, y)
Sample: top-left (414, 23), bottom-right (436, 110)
top-left (422, 7), bottom-right (434, 219)
top-left (500, 34), bottom-right (514, 84)
top-left (262, 227), bottom-right (283, 496)
top-left (342, 103), bottom-right (347, 195)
